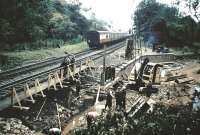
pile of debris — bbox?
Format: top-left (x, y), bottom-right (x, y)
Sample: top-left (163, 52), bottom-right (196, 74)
top-left (152, 83), bottom-right (194, 106)
top-left (0, 117), bottom-right (35, 135)
top-left (69, 104), bottom-right (200, 135)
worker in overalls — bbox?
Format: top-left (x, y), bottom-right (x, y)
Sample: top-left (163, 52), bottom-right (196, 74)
top-left (105, 90), bottom-right (114, 110)
top-left (110, 65), bottom-right (115, 80)
top-left (68, 54), bottom-right (75, 72)
top-left (146, 81), bottom-right (152, 97)
top-left (61, 54), bottom-right (71, 76)
top-left (75, 78), bottom-right (81, 97)
top-left (115, 88), bottom-right (123, 110)
top-left (121, 86), bottom-right (126, 110)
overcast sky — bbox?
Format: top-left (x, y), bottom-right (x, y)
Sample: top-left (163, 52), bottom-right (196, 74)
top-left (79, 0), bottom-right (175, 32)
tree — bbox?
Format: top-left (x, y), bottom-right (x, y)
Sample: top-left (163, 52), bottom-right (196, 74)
top-left (175, 0), bottom-right (200, 22)
top-left (133, 0), bottom-right (199, 48)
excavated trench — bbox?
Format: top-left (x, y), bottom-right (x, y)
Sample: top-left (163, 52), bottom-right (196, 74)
top-left (0, 46), bottom-right (128, 134)
top-left (1, 47), bottom-right (200, 135)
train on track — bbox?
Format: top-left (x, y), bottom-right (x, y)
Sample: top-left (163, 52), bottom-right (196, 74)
top-left (86, 31), bottom-right (130, 49)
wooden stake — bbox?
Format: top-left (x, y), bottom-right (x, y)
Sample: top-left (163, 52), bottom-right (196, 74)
top-left (48, 74), bottom-right (57, 90)
top-left (35, 79), bottom-right (46, 97)
top-left (12, 87), bottom-right (29, 110)
top-left (24, 83), bottom-right (35, 103)
top-left (56, 103), bottom-right (62, 131)
top-left (54, 72), bottom-right (63, 88)
top-left (67, 65), bottom-right (75, 80)
top-left (35, 98), bottom-right (46, 120)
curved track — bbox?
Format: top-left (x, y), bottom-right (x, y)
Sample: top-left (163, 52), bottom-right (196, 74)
top-left (0, 42), bottom-right (126, 100)
top-left (0, 49), bottom-right (92, 82)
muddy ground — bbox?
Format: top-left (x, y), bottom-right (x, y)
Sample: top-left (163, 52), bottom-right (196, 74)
top-left (0, 46), bottom-right (127, 135)
top-left (0, 46), bottom-right (200, 135)
top-left (69, 58), bottom-right (200, 135)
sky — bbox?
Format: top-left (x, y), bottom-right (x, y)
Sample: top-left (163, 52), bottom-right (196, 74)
top-left (78, 0), bottom-right (175, 32)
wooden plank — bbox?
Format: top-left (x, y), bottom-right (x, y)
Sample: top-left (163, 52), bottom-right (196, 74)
top-left (175, 77), bottom-right (193, 84)
top-left (166, 74), bottom-right (187, 81)
top-left (0, 65), bottom-right (89, 111)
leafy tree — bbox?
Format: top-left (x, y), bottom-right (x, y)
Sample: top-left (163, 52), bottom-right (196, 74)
top-left (133, 0), bottom-right (200, 48)
top-left (175, 0), bottom-right (200, 22)
top-left (0, 0), bottom-right (108, 51)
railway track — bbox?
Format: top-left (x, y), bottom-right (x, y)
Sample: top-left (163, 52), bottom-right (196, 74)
top-left (0, 42), bottom-right (126, 100)
top-left (0, 49), bottom-right (93, 82)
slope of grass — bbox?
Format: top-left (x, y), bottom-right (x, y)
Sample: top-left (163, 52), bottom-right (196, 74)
top-left (0, 42), bottom-right (88, 70)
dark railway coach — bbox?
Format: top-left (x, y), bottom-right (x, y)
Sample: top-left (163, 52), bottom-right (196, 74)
top-left (86, 31), bottom-right (129, 49)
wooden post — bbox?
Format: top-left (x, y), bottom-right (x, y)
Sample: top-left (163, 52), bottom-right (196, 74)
top-left (79, 61), bottom-right (82, 72)
top-left (48, 74), bottom-right (57, 90)
top-left (35, 79), bottom-right (46, 97)
top-left (86, 58), bottom-right (94, 77)
top-left (54, 72), bottom-right (63, 88)
top-left (60, 69), bottom-right (64, 82)
top-left (56, 103), bottom-right (62, 131)
top-left (67, 65), bottom-right (75, 80)
top-left (12, 87), bottom-right (29, 110)
top-left (73, 63), bottom-right (76, 76)
top-left (24, 83), bottom-right (35, 103)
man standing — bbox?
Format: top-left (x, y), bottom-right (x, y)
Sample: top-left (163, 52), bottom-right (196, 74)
top-left (121, 86), bottom-right (126, 110)
top-left (146, 81), bottom-right (152, 97)
top-left (105, 90), bottom-right (114, 110)
top-left (75, 78), bottom-right (81, 96)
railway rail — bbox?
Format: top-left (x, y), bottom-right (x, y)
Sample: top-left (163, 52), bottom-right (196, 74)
top-left (0, 49), bottom-right (93, 82)
top-left (0, 41), bottom-right (127, 110)
top-left (0, 38), bottom-right (197, 111)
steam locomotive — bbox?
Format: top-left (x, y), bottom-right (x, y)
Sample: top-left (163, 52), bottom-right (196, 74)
top-left (86, 31), bottom-right (130, 49)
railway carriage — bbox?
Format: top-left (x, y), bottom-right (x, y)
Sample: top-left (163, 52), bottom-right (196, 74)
top-left (86, 31), bottom-right (130, 49)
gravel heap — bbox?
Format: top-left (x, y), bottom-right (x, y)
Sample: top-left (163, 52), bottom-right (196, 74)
top-left (0, 117), bottom-right (35, 135)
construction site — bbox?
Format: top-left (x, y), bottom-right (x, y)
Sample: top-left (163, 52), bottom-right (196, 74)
top-left (0, 36), bottom-right (199, 135)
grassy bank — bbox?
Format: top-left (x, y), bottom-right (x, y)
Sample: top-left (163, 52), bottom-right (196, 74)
top-left (0, 42), bottom-right (88, 70)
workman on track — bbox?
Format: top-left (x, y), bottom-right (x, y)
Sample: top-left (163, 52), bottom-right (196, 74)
top-left (61, 52), bottom-right (75, 76)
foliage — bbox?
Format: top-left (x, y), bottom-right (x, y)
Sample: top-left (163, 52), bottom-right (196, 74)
top-left (0, 0), bottom-right (106, 51)
top-left (133, 0), bottom-right (200, 48)
top-left (175, 0), bottom-right (200, 22)
top-left (0, 42), bottom-right (88, 69)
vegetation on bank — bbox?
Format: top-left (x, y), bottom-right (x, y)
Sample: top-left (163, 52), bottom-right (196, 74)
top-left (133, 0), bottom-right (200, 51)
top-left (0, 0), bottom-right (108, 69)
top-left (0, 42), bottom-right (88, 70)
top-left (0, 0), bottom-right (108, 51)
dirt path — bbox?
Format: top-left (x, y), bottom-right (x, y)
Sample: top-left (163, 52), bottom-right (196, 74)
top-left (62, 106), bottom-right (94, 135)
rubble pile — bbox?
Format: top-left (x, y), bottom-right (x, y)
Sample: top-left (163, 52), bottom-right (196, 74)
top-left (70, 104), bottom-right (200, 135)
top-left (152, 83), bottom-right (194, 105)
top-left (0, 117), bottom-right (35, 135)
top-left (0, 85), bottom-right (94, 133)
top-left (26, 90), bottom-right (93, 132)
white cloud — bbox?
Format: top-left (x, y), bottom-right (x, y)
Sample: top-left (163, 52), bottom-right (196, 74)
top-left (80, 0), bottom-right (135, 32)
top-left (78, 0), bottom-right (183, 32)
